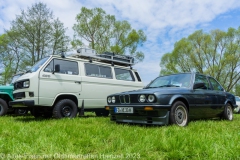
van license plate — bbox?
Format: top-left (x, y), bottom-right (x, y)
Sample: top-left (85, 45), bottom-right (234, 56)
top-left (114, 107), bottom-right (133, 113)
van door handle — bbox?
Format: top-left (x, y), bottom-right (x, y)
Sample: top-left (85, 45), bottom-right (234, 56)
top-left (75, 81), bottom-right (81, 84)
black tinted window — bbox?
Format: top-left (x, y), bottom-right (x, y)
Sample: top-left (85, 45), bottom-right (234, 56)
top-left (44, 59), bottom-right (79, 75)
top-left (208, 77), bottom-right (224, 91)
top-left (115, 68), bottom-right (135, 81)
top-left (85, 63), bottom-right (112, 78)
top-left (194, 74), bottom-right (210, 90)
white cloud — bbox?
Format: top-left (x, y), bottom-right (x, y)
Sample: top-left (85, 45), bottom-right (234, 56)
top-left (1, 0), bottom-right (240, 84)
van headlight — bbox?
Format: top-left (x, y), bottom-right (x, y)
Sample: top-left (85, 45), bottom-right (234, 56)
top-left (23, 80), bottom-right (30, 88)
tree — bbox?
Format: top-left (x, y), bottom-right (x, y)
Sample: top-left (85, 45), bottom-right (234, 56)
top-left (72, 7), bottom-right (146, 62)
top-left (233, 83), bottom-right (240, 96)
top-left (9, 2), bottom-right (70, 66)
top-left (160, 28), bottom-right (240, 92)
top-left (235, 84), bottom-right (240, 96)
top-left (51, 18), bottom-right (71, 55)
top-left (0, 32), bottom-right (24, 84)
top-left (0, 2), bottom-right (70, 84)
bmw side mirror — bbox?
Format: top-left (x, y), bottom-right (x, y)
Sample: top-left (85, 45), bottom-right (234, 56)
top-left (193, 82), bottom-right (206, 89)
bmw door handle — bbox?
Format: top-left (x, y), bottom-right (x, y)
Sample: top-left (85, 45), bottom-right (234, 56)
top-left (75, 81), bottom-right (81, 84)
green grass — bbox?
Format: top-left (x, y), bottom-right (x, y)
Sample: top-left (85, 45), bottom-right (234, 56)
top-left (0, 113), bottom-right (240, 160)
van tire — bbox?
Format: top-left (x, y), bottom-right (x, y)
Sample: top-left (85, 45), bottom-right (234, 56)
top-left (53, 99), bottom-right (78, 119)
top-left (95, 110), bottom-right (109, 117)
top-left (0, 98), bottom-right (8, 116)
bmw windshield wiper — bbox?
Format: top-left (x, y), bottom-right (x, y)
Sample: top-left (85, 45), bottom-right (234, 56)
top-left (158, 84), bottom-right (180, 87)
top-left (146, 86), bottom-right (159, 88)
top-left (146, 85), bottom-right (180, 88)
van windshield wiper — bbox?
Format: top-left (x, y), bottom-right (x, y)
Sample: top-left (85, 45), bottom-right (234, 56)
top-left (26, 70), bottom-right (32, 73)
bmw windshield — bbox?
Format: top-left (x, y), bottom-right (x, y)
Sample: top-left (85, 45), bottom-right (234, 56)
top-left (146, 73), bottom-right (192, 88)
top-left (26, 57), bottom-right (49, 73)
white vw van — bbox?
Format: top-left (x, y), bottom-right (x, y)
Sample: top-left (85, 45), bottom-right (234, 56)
top-left (9, 48), bottom-right (144, 119)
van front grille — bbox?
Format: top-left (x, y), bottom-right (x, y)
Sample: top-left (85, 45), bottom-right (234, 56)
top-left (13, 92), bottom-right (25, 99)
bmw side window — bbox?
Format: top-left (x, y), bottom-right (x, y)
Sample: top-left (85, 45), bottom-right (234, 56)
top-left (115, 68), bottom-right (135, 81)
top-left (194, 75), bottom-right (210, 90)
top-left (44, 59), bottom-right (79, 75)
top-left (85, 63), bottom-right (112, 78)
top-left (208, 77), bottom-right (224, 91)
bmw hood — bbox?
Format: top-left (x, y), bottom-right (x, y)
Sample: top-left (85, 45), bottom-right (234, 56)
top-left (111, 87), bottom-right (190, 96)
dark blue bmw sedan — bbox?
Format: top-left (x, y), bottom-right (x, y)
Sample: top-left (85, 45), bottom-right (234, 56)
top-left (106, 72), bottom-right (238, 127)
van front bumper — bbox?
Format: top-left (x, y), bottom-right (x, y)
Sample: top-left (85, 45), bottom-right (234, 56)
top-left (9, 100), bottom-right (34, 107)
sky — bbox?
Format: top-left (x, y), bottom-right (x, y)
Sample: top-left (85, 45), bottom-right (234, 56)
top-left (1, 0), bottom-right (240, 85)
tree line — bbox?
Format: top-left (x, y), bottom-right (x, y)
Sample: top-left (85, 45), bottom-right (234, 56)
top-left (160, 29), bottom-right (240, 94)
top-left (0, 2), bottom-right (146, 84)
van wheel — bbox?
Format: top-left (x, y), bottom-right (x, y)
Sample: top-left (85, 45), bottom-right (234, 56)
top-left (169, 101), bottom-right (189, 127)
top-left (53, 99), bottom-right (78, 119)
top-left (0, 98), bottom-right (8, 116)
top-left (222, 103), bottom-right (233, 120)
top-left (95, 110), bottom-right (109, 117)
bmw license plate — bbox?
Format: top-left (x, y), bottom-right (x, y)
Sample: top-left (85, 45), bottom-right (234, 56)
top-left (114, 107), bottom-right (133, 113)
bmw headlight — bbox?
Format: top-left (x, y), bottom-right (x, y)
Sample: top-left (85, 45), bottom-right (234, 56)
top-left (23, 80), bottom-right (30, 88)
top-left (112, 96), bottom-right (116, 103)
top-left (139, 94), bottom-right (146, 102)
top-left (148, 95), bottom-right (155, 102)
top-left (107, 97), bottom-right (112, 103)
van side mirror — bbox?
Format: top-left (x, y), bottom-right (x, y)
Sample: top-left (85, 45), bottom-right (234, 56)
top-left (193, 82), bottom-right (206, 89)
top-left (54, 64), bottom-right (60, 73)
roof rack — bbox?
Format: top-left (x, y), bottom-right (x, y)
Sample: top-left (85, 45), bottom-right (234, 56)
top-left (71, 48), bottom-right (134, 66)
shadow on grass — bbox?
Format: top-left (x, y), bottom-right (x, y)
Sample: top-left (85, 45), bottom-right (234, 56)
top-left (111, 117), bottom-right (229, 128)
top-left (12, 114), bottom-right (108, 122)
top-left (113, 121), bottom-right (167, 128)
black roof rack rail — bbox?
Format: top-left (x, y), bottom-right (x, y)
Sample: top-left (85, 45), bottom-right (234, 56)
top-left (71, 48), bottom-right (134, 66)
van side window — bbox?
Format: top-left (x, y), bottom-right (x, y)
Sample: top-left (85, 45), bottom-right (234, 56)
top-left (115, 68), bottom-right (135, 81)
top-left (44, 59), bottom-right (79, 75)
top-left (134, 71), bottom-right (142, 82)
top-left (85, 63), bottom-right (112, 78)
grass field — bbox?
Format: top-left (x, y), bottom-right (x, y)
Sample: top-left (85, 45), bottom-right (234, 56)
top-left (0, 113), bottom-right (239, 160)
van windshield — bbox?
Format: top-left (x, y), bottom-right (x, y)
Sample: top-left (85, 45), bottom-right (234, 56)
top-left (27, 57), bottom-right (50, 73)
top-left (10, 73), bottom-right (24, 84)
